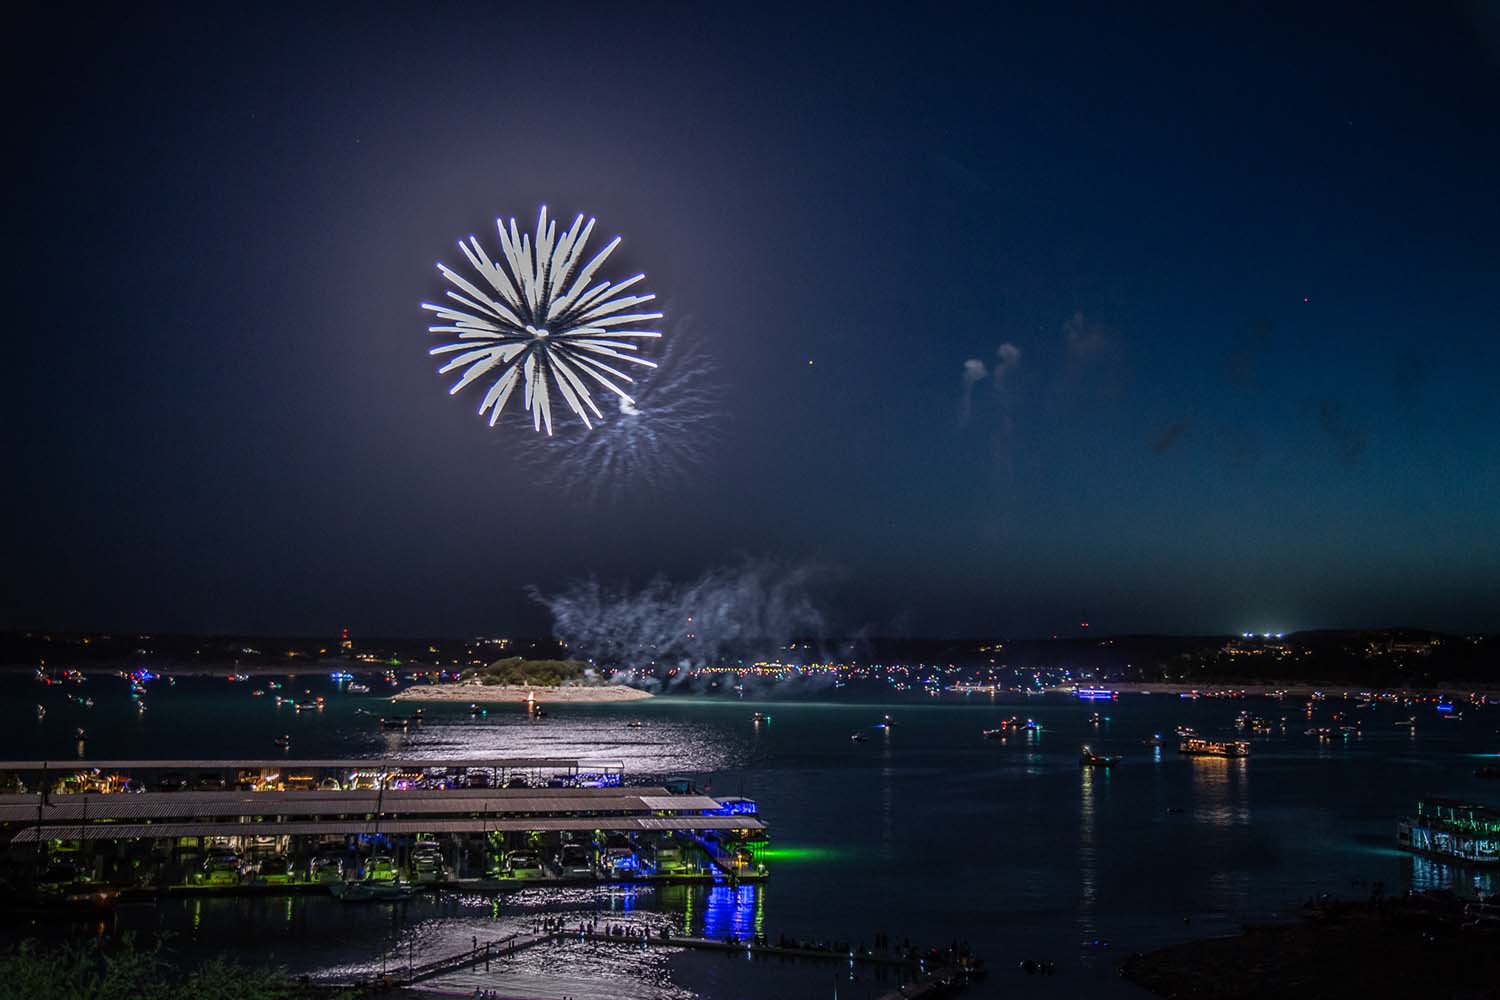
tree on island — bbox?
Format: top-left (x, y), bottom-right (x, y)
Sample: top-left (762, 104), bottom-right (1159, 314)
top-left (467, 656), bottom-right (594, 688)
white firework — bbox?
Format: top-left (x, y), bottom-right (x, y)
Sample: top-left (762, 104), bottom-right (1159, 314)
top-left (424, 207), bottom-right (662, 435)
top-left (538, 328), bottom-right (720, 497)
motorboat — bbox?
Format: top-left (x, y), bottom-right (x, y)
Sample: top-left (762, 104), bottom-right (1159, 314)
top-left (329, 881), bottom-right (412, 902)
top-left (1080, 746), bottom-right (1121, 768)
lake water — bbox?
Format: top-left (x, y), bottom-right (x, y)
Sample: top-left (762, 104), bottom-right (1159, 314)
top-left (7, 672), bottom-right (1498, 999)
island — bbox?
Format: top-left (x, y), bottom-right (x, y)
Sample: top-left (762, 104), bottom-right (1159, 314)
top-left (389, 656), bottom-right (653, 703)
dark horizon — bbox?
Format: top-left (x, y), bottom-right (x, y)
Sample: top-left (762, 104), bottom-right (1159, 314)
top-left (1, 622), bottom-right (1485, 646)
top-left (5, 4), bottom-right (1498, 638)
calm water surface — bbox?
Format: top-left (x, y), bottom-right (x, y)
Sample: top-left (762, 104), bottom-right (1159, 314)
top-left (7, 673), bottom-right (1499, 999)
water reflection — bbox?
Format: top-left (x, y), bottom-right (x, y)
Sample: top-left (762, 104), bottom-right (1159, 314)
top-left (1078, 765), bottom-right (1099, 940)
top-left (700, 883), bottom-right (763, 941)
top-left (1188, 757), bottom-right (1250, 828)
top-left (1407, 854), bottom-right (1498, 899)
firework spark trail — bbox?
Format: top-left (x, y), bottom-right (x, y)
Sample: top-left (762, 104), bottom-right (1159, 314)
top-left (424, 207), bottom-right (662, 435)
top-left (529, 558), bottom-right (827, 675)
top-left (524, 327), bottom-right (721, 497)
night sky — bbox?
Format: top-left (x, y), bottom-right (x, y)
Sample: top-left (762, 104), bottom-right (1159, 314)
top-left (5, 4), bottom-right (1498, 638)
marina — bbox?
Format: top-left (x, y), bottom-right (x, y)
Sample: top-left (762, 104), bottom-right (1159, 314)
top-left (0, 757), bottom-right (770, 905)
top-left (3, 674), bottom-right (1497, 999)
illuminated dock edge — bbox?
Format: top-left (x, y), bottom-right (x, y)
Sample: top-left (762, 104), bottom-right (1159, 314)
top-left (0, 759), bottom-right (769, 896)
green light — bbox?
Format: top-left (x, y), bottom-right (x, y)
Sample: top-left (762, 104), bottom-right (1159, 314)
top-left (756, 845), bottom-right (841, 863)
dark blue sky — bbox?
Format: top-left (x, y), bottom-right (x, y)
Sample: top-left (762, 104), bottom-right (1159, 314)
top-left (5, 3), bottom-right (1498, 638)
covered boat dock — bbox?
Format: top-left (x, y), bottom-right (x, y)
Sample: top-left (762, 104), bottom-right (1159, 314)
top-left (0, 758), bottom-right (768, 899)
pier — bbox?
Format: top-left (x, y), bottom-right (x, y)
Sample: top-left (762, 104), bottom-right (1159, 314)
top-left (324, 926), bottom-right (981, 996)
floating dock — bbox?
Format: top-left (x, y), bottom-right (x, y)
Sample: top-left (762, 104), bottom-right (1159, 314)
top-left (0, 758), bottom-right (768, 902)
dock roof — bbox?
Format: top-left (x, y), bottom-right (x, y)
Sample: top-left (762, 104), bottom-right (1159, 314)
top-left (0, 789), bottom-right (724, 824)
top-left (9, 815), bottom-right (766, 843)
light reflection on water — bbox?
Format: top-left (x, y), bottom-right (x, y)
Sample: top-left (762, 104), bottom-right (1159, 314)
top-left (1407, 854), bottom-right (1498, 898)
top-left (15, 678), bottom-right (1500, 1000)
top-left (1188, 757), bottom-right (1250, 828)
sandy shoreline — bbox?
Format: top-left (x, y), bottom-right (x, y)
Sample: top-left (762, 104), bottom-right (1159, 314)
top-left (390, 683), bottom-right (653, 704)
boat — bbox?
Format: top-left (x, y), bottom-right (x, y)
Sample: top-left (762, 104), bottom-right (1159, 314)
top-left (35, 705), bottom-right (45, 720)
top-left (1080, 746), bottom-right (1120, 768)
top-left (850, 732), bottom-right (868, 743)
top-left (1397, 799), bottom-right (1499, 866)
top-left (347, 683), bottom-right (370, 694)
top-left (626, 721), bottom-right (643, 729)
top-left (752, 712), bottom-right (768, 723)
top-left (378, 717), bottom-right (410, 730)
top-left (1140, 733), bottom-right (1164, 746)
top-left (1174, 726), bottom-right (1196, 737)
top-left (273, 735), bottom-right (291, 749)
top-left (879, 714), bottom-right (896, 728)
top-left (329, 881), bottom-right (413, 902)
top-left (1178, 737), bottom-right (1250, 758)
top-left (1089, 713), bottom-right (1103, 726)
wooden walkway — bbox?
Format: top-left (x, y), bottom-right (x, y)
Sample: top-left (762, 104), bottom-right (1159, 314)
top-left (330, 927), bottom-right (980, 996)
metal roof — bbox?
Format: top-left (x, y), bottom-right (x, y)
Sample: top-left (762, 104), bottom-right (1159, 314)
top-left (10, 815), bottom-right (766, 843)
top-left (0, 790), bottom-right (723, 824)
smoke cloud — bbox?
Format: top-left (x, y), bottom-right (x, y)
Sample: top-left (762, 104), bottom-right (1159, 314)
top-left (528, 557), bottom-right (831, 687)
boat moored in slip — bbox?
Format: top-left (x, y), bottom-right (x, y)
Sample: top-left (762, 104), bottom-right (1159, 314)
top-left (1177, 737), bottom-right (1250, 758)
top-left (329, 880), bottom-right (413, 902)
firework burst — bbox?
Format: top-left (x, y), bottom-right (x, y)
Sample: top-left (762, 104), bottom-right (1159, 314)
top-left (424, 207), bottom-right (662, 435)
top-left (526, 326), bottom-right (720, 497)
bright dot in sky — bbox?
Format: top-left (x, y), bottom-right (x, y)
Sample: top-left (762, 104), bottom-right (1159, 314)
top-left (423, 207), bottom-right (663, 435)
